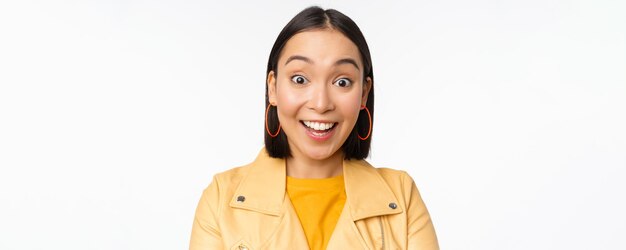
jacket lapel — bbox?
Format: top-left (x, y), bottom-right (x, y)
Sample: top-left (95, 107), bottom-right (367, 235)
top-left (326, 159), bottom-right (404, 249)
top-left (228, 148), bottom-right (309, 249)
top-left (228, 148), bottom-right (404, 249)
top-left (343, 159), bottom-right (403, 220)
top-left (229, 149), bottom-right (286, 216)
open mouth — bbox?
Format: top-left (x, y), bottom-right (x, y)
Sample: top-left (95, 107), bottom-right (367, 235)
top-left (300, 120), bottom-right (338, 138)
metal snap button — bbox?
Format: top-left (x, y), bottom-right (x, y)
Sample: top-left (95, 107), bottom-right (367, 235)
top-left (389, 202), bottom-right (397, 209)
top-left (237, 196), bottom-right (246, 202)
top-left (238, 244), bottom-right (248, 250)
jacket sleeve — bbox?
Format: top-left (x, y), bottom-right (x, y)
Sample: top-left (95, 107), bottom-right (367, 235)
top-left (189, 176), bottom-right (224, 250)
top-left (403, 172), bottom-right (440, 250)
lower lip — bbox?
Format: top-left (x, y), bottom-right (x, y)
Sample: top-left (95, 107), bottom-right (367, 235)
top-left (302, 122), bottom-right (336, 142)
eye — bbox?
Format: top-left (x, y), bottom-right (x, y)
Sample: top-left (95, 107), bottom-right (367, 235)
top-left (291, 75), bottom-right (308, 85)
top-left (333, 78), bottom-right (352, 88)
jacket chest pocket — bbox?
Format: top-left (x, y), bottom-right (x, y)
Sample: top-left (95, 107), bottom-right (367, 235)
top-left (354, 216), bottom-right (400, 250)
top-left (225, 206), bottom-right (307, 250)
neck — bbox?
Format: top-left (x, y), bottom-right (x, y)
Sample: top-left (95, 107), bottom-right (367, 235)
top-left (286, 150), bottom-right (344, 179)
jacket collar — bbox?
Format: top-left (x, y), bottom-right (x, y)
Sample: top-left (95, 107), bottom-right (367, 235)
top-left (229, 148), bottom-right (403, 220)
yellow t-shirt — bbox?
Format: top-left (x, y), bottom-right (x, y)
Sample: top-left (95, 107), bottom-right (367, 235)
top-left (286, 175), bottom-right (346, 250)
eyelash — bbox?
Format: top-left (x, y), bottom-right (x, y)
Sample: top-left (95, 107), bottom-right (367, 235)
top-left (291, 75), bottom-right (309, 85)
top-left (290, 75), bottom-right (353, 88)
top-left (333, 78), bottom-right (352, 88)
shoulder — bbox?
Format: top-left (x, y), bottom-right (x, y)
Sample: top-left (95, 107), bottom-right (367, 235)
top-left (205, 163), bottom-right (253, 193)
top-left (374, 167), bottom-right (416, 190)
top-left (214, 164), bottom-right (250, 182)
top-left (195, 163), bottom-right (254, 217)
top-left (375, 167), bottom-right (412, 183)
top-left (346, 159), bottom-right (419, 195)
top-left (372, 166), bottom-right (422, 204)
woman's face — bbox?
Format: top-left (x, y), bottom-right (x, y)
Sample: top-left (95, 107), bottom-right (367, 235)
top-left (267, 28), bottom-right (372, 162)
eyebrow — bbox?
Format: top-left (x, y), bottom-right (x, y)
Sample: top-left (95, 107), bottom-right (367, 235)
top-left (284, 55), bottom-right (360, 70)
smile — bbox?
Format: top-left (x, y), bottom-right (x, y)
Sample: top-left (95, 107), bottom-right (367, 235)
top-left (302, 121), bottom-right (336, 131)
top-left (300, 120), bottom-right (338, 141)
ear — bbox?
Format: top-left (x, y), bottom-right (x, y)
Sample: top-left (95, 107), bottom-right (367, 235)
top-left (267, 70), bottom-right (277, 105)
top-left (361, 77), bottom-right (372, 107)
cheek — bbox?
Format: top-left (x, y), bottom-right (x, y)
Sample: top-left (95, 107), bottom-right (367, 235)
top-left (337, 92), bottom-right (363, 122)
top-left (275, 86), bottom-right (302, 119)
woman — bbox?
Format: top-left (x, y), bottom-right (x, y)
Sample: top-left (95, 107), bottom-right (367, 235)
top-left (190, 6), bottom-right (439, 250)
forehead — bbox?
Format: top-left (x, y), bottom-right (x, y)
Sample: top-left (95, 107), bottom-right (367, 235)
top-left (278, 28), bottom-right (362, 68)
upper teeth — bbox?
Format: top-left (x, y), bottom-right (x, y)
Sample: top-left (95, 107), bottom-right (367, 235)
top-left (303, 121), bottom-right (335, 131)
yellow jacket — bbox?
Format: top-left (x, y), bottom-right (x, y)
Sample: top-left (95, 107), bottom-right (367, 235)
top-left (190, 148), bottom-right (439, 250)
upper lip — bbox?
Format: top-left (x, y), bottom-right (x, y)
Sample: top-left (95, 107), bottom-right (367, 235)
top-left (300, 120), bottom-right (336, 123)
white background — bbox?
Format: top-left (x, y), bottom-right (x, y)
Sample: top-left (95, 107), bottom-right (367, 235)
top-left (1, 0), bottom-right (625, 249)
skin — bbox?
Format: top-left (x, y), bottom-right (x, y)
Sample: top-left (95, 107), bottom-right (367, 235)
top-left (267, 28), bottom-right (372, 179)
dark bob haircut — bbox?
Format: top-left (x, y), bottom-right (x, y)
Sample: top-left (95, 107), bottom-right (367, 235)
top-left (264, 6), bottom-right (374, 160)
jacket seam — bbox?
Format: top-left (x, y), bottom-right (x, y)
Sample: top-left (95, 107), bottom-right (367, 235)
top-left (214, 175), bottom-right (223, 231)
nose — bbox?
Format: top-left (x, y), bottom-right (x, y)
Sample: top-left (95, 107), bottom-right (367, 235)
top-left (306, 82), bottom-right (334, 113)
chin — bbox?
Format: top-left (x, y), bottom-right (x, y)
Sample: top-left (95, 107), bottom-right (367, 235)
top-left (304, 146), bottom-right (340, 160)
